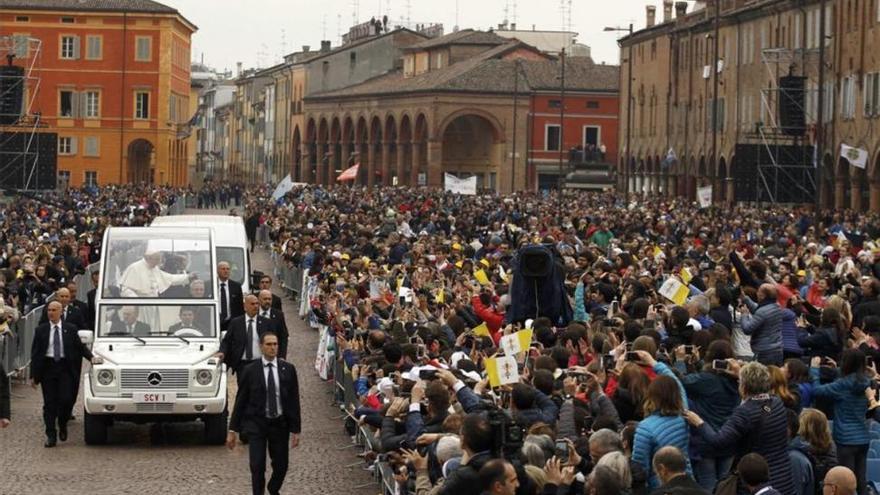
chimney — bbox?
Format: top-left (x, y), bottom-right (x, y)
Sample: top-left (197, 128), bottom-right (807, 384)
top-left (320, 40), bottom-right (331, 53)
top-left (674, 1), bottom-right (688, 18)
top-left (646, 5), bottom-right (656, 27)
top-left (663, 0), bottom-right (674, 22)
top-left (236, 62), bottom-right (242, 77)
top-left (302, 45), bottom-right (310, 53)
top-left (511, 23), bottom-right (517, 30)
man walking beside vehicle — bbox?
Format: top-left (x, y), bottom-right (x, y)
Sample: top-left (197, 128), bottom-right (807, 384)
top-left (30, 301), bottom-right (95, 447)
top-left (227, 331), bottom-right (301, 495)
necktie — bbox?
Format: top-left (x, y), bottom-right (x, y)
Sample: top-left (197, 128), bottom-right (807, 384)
top-left (220, 283), bottom-right (228, 321)
top-left (53, 325), bottom-right (62, 362)
top-left (128, 324), bottom-right (133, 334)
top-left (245, 318), bottom-right (254, 360)
top-left (62, 307), bottom-right (67, 322)
top-left (266, 362), bottom-right (278, 418)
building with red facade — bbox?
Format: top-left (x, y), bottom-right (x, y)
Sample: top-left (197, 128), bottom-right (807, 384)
top-left (0, 0), bottom-right (196, 187)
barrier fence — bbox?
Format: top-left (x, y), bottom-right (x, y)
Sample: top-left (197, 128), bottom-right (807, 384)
top-left (273, 253), bottom-right (404, 495)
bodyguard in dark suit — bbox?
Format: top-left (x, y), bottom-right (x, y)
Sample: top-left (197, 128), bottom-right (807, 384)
top-left (257, 290), bottom-right (288, 359)
top-left (218, 295), bottom-right (277, 380)
top-left (227, 331), bottom-right (301, 495)
top-left (256, 275), bottom-right (283, 311)
top-left (31, 301), bottom-right (94, 447)
top-left (86, 270), bottom-right (99, 330)
top-left (39, 288), bottom-right (86, 330)
top-left (218, 261), bottom-right (244, 331)
top-left (66, 281), bottom-right (90, 325)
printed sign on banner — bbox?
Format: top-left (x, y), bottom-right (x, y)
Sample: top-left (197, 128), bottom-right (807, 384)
top-left (697, 186), bottom-right (712, 208)
top-left (659, 277), bottom-right (689, 305)
top-left (486, 355), bottom-right (520, 387)
top-left (444, 173), bottom-right (477, 195)
top-left (271, 174), bottom-right (294, 200)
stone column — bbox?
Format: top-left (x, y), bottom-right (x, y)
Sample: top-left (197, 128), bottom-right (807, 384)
top-left (851, 178), bottom-right (863, 211)
top-left (340, 142), bottom-right (350, 176)
top-left (396, 141), bottom-right (406, 186)
top-left (411, 140), bottom-right (422, 186)
top-left (834, 177), bottom-right (845, 210)
top-left (382, 141), bottom-right (392, 186)
top-left (871, 180), bottom-right (880, 212)
top-left (367, 141), bottom-right (376, 188)
top-left (725, 177), bottom-right (734, 205)
top-left (315, 141), bottom-right (325, 185)
top-left (427, 139), bottom-right (443, 187)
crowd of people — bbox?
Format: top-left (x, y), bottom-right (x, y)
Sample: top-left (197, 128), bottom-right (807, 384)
top-left (246, 185), bottom-right (880, 495)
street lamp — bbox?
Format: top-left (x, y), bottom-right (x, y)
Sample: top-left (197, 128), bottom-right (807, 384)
top-left (605, 24), bottom-right (634, 199)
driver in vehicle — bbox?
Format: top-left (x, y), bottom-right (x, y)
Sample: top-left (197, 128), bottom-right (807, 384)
top-left (169, 306), bottom-right (207, 335)
top-left (108, 306), bottom-right (151, 336)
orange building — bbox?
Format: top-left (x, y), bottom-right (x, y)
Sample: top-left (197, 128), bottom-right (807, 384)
top-left (0, 0), bottom-right (196, 187)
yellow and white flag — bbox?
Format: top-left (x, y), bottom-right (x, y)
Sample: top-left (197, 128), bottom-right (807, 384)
top-left (485, 355), bottom-right (520, 387)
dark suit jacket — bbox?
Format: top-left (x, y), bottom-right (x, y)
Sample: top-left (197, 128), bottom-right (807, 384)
top-left (229, 358), bottom-right (301, 434)
top-left (30, 321), bottom-right (93, 384)
top-left (86, 288), bottom-right (97, 329)
top-left (219, 314), bottom-right (277, 372)
top-left (250, 291), bottom-right (282, 312)
top-left (219, 279), bottom-right (244, 329)
top-left (259, 308), bottom-right (289, 358)
top-left (39, 304), bottom-right (86, 330)
top-left (648, 474), bottom-right (711, 495)
top-left (0, 361), bottom-right (9, 420)
top-left (108, 320), bottom-right (152, 336)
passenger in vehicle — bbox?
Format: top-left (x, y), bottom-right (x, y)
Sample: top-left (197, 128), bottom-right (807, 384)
top-left (169, 306), bottom-right (207, 335)
top-left (118, 247), bottom-right (196, 298)
top-left (108, 306), bottom-right (151, 336)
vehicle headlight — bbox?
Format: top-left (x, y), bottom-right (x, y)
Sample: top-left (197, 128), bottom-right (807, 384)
top-left (196, 369), bottom-right (213, 386)
top-left (97, 369), bottom-right (115, 386)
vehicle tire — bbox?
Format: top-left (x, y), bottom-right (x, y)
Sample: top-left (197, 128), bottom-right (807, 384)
top-left (84, 411), bottom-right (108, 445)
top-left (203, 410), bottom-right (228, 445)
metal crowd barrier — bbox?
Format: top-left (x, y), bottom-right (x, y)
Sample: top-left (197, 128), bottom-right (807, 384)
top-left (2, 303), bottom-right (45, 379)
top-left (328, 334), bottom-right (405, 495)
top-left (256, 225), bottom-right (270, 246)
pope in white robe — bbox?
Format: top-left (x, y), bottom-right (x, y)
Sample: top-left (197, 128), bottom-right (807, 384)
top-left (118, 249), bottom-right (195, 331)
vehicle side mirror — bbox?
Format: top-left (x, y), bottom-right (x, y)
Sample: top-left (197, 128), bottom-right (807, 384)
top-left (78, 330), bottom-right (94, 345)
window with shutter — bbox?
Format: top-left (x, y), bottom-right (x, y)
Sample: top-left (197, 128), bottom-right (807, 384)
top-left (59, 90), bottom-right (73, 117)
top-left (135, 37), bottom-right (151, 61)
top-left (60, 36), bottom-right (75, 59)
top-left (85, 91), bottom-right (99, 118)
top-left (84, 171), bottom-right (97, 186)
top-left (58, 137), bottom-right (72, 155)
top-left (135, 91), bottom-right (150, 119)
top-left (13, 35), bottom-right (28, 58)
top-left (84, 137), bottom-right (99, 157)
top-left (86, 35), bottom-right (102, 60)
top-left (70, 137), bottom-right (77, 155)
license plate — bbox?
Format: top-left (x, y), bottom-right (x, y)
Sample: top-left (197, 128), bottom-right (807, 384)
top-left (134, 392), bottom-right (177, 403)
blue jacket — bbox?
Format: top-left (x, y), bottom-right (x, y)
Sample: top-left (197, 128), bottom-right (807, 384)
top-left (780, 308), bottom-right (803, 356)
top-left (810, 368), bottom-right (870, 446)
top-left (632, 413), bottom-right (692, 489)
top-left (798, 326), bottom-right (842, 360)
top-left (680, 370), bottom-right (739, 459)
top-left (695, 396), bottom-right (795, 495)
top-left (741, 299), bottom-right (784, 353)
top-left (573, 282), bottom-right (589, 323)
top-left (512, 389), bottom-right (559, 429)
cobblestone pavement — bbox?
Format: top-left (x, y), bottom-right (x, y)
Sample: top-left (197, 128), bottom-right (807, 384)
top-left (0, 209), bottom-right (376, 495)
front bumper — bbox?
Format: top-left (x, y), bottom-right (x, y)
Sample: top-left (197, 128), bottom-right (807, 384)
top-left (83, 373), bottom-right (227, 416)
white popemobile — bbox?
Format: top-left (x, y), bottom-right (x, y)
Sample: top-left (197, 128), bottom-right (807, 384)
top-left (79, 226), bottom-right (227, 445)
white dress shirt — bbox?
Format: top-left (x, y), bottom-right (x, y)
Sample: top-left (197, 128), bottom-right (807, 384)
top-left (45, 321), bottom-right (64, 358)
top-left (246, 316), bottom-right (261, 359)
top-left (261, 356), bottom-right (282, 417)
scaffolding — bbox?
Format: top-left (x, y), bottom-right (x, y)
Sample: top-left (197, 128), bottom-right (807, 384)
top-left (739, 46), bottom-right (823, 204)
top-left (0, 35), bottom-right (46, 191)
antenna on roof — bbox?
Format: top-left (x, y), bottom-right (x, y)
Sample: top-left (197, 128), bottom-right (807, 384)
top-left (352, 0), bottom-right (359, 26)
top-left (406, 0), bottom-right (412, 26)
top-left (337, 14), bottom-right (343, 45)
top-left (322, 14), bottom-right (327, 40)
top-left (512, 0), bottom-right (518, 25)
top-left (454, 0), bottom-right (460, 31)
top-left (280, 29), bottom-right (287, 60)
top-left (503, 0), bottom-right (510, 28)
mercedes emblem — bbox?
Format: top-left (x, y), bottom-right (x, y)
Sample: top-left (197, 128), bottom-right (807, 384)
top-left (147, 372), bottom-right (163, 386)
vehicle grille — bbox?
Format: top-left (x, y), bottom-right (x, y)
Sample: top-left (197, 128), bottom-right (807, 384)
top-left (120, 369), bottom-right (189, 390)
top-left (135, 403), bottom-right (174, 413)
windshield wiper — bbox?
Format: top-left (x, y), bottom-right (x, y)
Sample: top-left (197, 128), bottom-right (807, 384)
top-left (173, 335), bottom-right (190, 344)
top-left (105, 332), bottom-right (146, 345)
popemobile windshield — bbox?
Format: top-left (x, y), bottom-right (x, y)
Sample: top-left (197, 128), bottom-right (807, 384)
top-left (78, 226), bottom-right (228, 445)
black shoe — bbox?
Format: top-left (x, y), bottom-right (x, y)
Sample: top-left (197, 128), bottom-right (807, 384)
top-left (44, 437), bottom-right (57, 448)
top-left (59, 427), bottom-right (68, 442)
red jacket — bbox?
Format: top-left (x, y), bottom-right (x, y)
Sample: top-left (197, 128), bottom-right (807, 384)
top-left (471, 295), bottom-right (504, 344)
top-left (604, 364), bottom-right (657, 397)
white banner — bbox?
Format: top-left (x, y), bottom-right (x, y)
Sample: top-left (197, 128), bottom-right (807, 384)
top-left (841, 143), bottom-right (868, 169)
top-left (697, 185), bottom-right (713, 208)
top-left (271, 174), bottom-right (294, 200)
top-left (444, 173), bottom-right (477, 195)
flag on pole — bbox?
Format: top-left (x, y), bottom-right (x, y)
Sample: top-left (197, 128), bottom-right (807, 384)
top-left (840, 144), bottom-right (868, 169)
top-left (337, 163), bottom-right (360, 181)
top-left (485, 355), bottom-right (520, 387)
top-left (472, 322), bottom-right (491, 337)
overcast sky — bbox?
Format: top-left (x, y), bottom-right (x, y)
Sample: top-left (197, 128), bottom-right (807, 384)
top-left (163, 0), bottom-right (660, 73)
